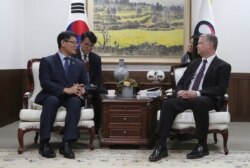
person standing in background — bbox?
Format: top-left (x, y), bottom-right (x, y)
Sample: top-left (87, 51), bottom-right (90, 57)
top-left (74, 31), bottom-right (107, 134)
top-left (181, 36), bottom-right (195, 64)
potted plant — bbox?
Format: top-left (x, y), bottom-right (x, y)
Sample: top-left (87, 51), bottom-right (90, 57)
top-left (117, 77), bottom-right (137, 98)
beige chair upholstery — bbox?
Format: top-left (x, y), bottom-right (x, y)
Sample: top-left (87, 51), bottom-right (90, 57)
top-left (17, 59), bottom-right (95, 154)
top-left (157, 64), bottom-right (230, 155)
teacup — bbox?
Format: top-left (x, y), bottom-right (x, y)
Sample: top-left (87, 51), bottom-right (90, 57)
top-left (139, 90), bottom-right (147, 97)
top-left (107, 90), bottom-right (116, 96)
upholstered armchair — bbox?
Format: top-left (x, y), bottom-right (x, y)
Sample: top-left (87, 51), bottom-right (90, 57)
top-left (157, 64), bottom-right (230, 155)
top-left (17, 59), bottom-right (95, 154)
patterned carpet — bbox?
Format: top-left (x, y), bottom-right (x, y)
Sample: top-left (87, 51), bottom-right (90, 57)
top-left (1, 149), bottom-right (250, 168)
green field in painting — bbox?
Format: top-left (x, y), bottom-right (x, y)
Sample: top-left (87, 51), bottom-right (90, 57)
top-left (95, 29), bottom-right (183, 48)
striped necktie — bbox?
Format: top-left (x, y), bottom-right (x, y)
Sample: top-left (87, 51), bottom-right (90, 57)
top-left (191, 59), bottom-right (207, 90)
top-left (64, 57), bottom-right (70, 76)
top-left (83, 54), bottom-right (89, 72)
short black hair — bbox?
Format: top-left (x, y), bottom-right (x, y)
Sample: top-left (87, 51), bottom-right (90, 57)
top-left (80, 31), bottom-right (97, 44)
top-left (57, 31), bottom-right (77, 48)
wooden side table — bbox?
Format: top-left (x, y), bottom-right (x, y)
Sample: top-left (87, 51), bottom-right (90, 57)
top-left (99, 95), bottom-right (160, 147)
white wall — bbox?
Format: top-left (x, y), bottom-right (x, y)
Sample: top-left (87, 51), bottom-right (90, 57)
top-left (0, 0), bottom-right (23, 69)
top-left (21, 0), bottom-right (70, 68)
top-left (0, 0), bottom-right (250, 72)
top-left (192, 0), bottom-right (250, 73)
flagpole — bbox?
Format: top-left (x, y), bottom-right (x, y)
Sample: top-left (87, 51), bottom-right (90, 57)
top-left (184, 0), bottom-right (192, 54)
top-left (189, 0), bottom-right (192, 37)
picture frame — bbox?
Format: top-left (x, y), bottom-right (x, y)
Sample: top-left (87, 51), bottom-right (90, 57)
top-left (86, 0), bottom-right (191, 64)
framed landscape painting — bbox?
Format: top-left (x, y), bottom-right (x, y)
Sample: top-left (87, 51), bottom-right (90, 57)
top-left (87, 0), bottom-right (191, 64)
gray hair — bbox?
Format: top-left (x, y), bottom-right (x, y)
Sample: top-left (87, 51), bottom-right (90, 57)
top-left (200, 34), bottom-right (218, 50)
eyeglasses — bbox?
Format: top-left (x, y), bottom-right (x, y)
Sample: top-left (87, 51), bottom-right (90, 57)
top-left (65, 40), bottom-right (78, 45)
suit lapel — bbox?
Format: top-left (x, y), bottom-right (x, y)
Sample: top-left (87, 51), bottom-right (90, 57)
top-left (189, 59), bottom-right (201, 80)
top-left (88, 52), bottom-right (94, 76)
top-left (180, 59), bottom-right (201, 89)
top-left (68, 58), bottom-right (77, 78)
top-left (89, 52), bottom-right (93, 65)
top-left (54, 54), bottom-right (65, 74)
top-left (204, 56), bottom-right (218, 80)
top-left (76, 49), bottom-right (82, 60)
top-left (54, 53), bottom-right (68, 80)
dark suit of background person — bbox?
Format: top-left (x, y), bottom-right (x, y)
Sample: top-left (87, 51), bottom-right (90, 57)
top-left (149, 34), bottom-right (231, 162)
top-left (35, 31), bottom-right (89, 159)
top-left (74, 31), bottom-right (106, 134)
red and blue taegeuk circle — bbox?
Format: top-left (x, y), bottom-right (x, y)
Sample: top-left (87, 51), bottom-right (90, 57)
top-left (66, 20), bottom-right (89, 36)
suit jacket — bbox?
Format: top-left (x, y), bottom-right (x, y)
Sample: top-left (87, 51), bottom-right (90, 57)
top-left (175, 56), bottom-right (231, 110)
top-left (35, 53), bottom-right (89, 104)
top-left (74, 49), bottom-right (102, 86)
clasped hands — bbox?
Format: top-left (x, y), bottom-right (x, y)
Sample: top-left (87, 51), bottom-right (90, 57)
top-left (63, 83), bottom-right (85, 96)
top-left (177, 90), bottom-right (197, 99)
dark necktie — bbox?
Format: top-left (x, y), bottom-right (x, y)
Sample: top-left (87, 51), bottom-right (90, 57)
top-left (83, 54), bottom-right (87, 61)
top-left (64, 57), bottom-right (70, 76)
top-left (83, 54), bottom-right (89, 72)
top-left (191, 59), bottom-right (207, 90)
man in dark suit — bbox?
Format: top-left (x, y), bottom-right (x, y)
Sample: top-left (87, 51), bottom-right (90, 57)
top-left (35, 31), bottom-right (89, 159)
top-left (74, 31), bottom-right (106, 133)
top-left (149, 34), bottom-right (231, 161)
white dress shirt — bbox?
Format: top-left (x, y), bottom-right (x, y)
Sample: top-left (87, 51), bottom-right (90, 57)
top-left (189, 54), bottom-right (216, 96)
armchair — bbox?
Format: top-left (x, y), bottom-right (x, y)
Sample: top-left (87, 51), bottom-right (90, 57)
top-left (157, 64), bottom-right (230, 155)
top-left (17, 59), bottom-right (95, 154)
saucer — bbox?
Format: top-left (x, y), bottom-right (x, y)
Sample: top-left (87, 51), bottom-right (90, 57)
top-left (136, 95), bottom-right (148, 99)
top-left (106, 94), bottom-right (116, 98)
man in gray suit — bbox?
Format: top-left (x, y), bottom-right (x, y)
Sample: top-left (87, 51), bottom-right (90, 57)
top-left (35, 31), bottom-right (89, 159)
top-left (149, 34), bottom-right (231, 161)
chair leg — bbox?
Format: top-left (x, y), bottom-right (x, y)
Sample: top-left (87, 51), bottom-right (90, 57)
top-left (34, 131), bottom-right (39, 143)
top-left (88, 126), bottom-right (95, 150)
top-left (17, 128), bottom-right (24, 154)
top-left (213, 133), bottom-right (218, 144)
top-left (221, 129), bottom-right (229, 155)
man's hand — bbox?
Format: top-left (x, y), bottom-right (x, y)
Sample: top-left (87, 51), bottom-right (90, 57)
top-left (63, 83), bottom-right (85, 96)
top-left (177, 90), bottom-right (197, 99)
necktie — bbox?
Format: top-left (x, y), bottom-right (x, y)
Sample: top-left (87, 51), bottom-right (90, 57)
top-left (191, 59), bottom-right (207, 90)
top-left (83, 54), bottom-right (87, 61)
top-left (83, 54), bottom-right (89, 72)
top-left (64, 57), bottom-right (70, 76)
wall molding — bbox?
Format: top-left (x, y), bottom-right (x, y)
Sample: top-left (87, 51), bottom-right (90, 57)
top-left (0, 69), bottom-right (27, 127)
top-left (228, 73), bottom-right (250, 121)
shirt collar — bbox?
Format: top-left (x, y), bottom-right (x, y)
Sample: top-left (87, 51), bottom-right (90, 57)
top-left (80, 48), bottom-right (88, 59)
top-left (58, 51), bottom-right (69, 62)
top-left (203, 53), bottom-right (216, 64)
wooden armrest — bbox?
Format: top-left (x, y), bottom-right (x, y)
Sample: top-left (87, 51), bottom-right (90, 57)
top-left (221, 94), bottom-right (228, 111)
top-left (164, 88), bottom-right (174, 99)
top-left (23, 92), bottom-right (32, 109)
top-left (224, 93), bottom-right (228, 101)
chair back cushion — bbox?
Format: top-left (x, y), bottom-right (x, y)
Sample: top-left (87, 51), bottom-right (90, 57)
top-left (28, 61), bottom-right (42, 107)
top-left (173, 67), bottom-right (187, 85)
top-left (19, 107), bottom-right (94, 122)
